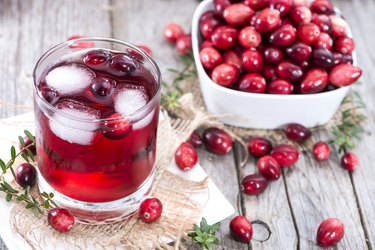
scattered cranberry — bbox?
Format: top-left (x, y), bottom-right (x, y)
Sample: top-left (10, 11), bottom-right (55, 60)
top-left (285, 42), bottom-right (312, 61)
top-left (230, 216), bottom-right (253, 243)
top-left (211, 63), bottom-right (240, 87)
top-left (270, 0), bottom-right (292, 16)
top-left (103, 112), bottom-right (133, 139)
top-left (315, 32), bottom-right (333, 49)
top-left (269, 24), bottom-right (297, 47)
top-left (257, 155), bottom-right (281, 180)
top-left (267, 79), bottom-right (294, 94)
top-left (203, 127), bottom-right (233, 155)
top-left (67, 35), bottom-right (94, 49)
top-left (200, 47), bottom-right (223, 70)
top-left (312, 48), bottom-right (334, 68)
top-left (310, 0), bottom-right (334, 14)
top-left (300, 68), bottom-right (329, 94)
top-left (83, 49), bottom-right (111, 69)
top-left (263, 47), bottom-right (283, 65)
top-left (137, 45), bottom-right (153, 56)
top-left (223, 3), bottom-right (255, 26)
top-left (175, 142), bottom-right (198, 171)
top-left (341, 152), bottom-right (359, 171)
top-left (211, 26), bottom-right (238, 50)
top-left (284, 123), bottom-right (312, 143)
top-left (19, 136), bottom-right (36, 155)
top-left (242, 174), bottom-right (269, 195)
top-left (163, 23), bottom-right (184, 43)
top-left (187, 131), bottom-right (203, 148)
top-left (223, 50), bottom-right (242, 69)
top-left (48, 208), bottom-right (75, 232)
top-left (175, 34), bottom-right (192, 55)
top-left (276, 60), bottom-right (304, 82)
top-left (313, 141), bottom-right (330, 161)
top-left (270, 144), bottom-right (299, 167)
top-left (242, 49), bottom-right (264, 73)
top-left (238, 73), bottom-right (266, 93)
top-left (239, 26), bottom-right (262, 49)
top-left (297, 23), bottom-right (321, 44)
top-left (248, 137), bottom-right (272, 157)
top-left (139, 198), bottom-right (163, 223)
top-left (330, 15), bottom-right (348, 37)
top-left (90, 76), bottom-right (116, 99)
top-left (334, 36), bottom-right (355, 55)
top-left (255, 8), bottom-right (281, 33)
top-left (15, 163), bottom-right (37, 188)
top-left (317, 218), bottom-right (345, 247)
top-left (290, 6), bottom-right (312, 24)
top-left (329, 64), bottom-right (362, 87)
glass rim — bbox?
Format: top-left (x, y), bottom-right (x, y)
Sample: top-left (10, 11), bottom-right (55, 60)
top-left (33, 37), bottom-right (162, 123)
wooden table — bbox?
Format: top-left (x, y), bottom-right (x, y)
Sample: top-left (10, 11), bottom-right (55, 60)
top-left (1, 0), bottom-right (374, 249)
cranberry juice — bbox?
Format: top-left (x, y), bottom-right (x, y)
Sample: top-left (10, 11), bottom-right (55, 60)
top-left (35, 48), bottom-right (160, 203)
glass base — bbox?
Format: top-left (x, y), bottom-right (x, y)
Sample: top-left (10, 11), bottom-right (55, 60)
top-left (37, 170), bottom-right (154, 224)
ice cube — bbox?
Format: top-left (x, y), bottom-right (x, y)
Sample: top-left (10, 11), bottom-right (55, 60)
top-left (45, 64), bottom-right (94, 95)
top-left (133, 110), bottom-right (155, 130)
top-left (114, 87), bottom-right (148, 115)
top-left (49, 100), bottom-right (101, 145)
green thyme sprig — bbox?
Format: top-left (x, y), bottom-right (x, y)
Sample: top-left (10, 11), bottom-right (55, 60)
top-left (0, 130), bottom-right (58, 214)
top-left (161, 52), bottom-right (196, 110)
top-left (327, 89), bottom-right (367, 153)
top-left (188, 217), bottom-right (220, 250)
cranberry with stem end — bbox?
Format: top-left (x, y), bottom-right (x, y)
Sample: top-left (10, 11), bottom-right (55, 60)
top-left (199, 47), bottom-right (222, 70)
top-left (187, 131), bottom-right (203, 148)
top-left (285, 42), bottom-right (312, 61)
top-left (223, 3), bottom-right (255, 26)
top-left (341, 152), bottom-right (359, 171)
top-left (300, 68), bottom-right (329, 94)
top-left (211, 26), bottom-right (238, 50)
top-left (238, 73), bottom-right (266, 93)
top-left (270, 0), bottom-right (292, 16)
top-left (310, 0), bottom-right (334, 15)
top-left (163, 23), bottom-right (184, 43)
top-left (239, 26), bottom-right (262, 49)
top-left (315, 32), bottom-right (333, 49)
top-left (258, 156), bottom-right (281, 180)
top-left (329, 64), bottom-right (362, 87)
top-left (312, 48), bottom-right (334, 68)
top-left (200, 16), bottom-right (222, 39)
top-left (175, 34), bottom-right (192, 55)
top-left (248, 137), bottom-right (272, 157)
top-left (242, 174), bottom-right (269, 195)
top-left (203, 127), bottom-right (233, 155)
top-left (330, 15), bottom-right (348, 37)
top-left (230, 216), bottom-right (253, 243)
top-left (276, 60), bottom-right (304, 82)
top-left (284, 123), bottom-right (312, 143)
top-left (290, 6), bottom-right (312, 24)
top-left (255, 8), bottom-right (281, 33)
top-left (269, 24), bottom-right (297, 47)
top-left (317, 218), bottom-right (345, 247)
top-left (211, 63), bottom-right (240, 87)
top-left (334, 37), bottom-right (355, 55)
top-left (267, 79), bottom-right (294, 94)
top-left (139, 198), bottom-right (163, 223)
top-left (223, 50), bottom-right (242, 69)
top-left (102, 112), bottom-right (132, 140)
top-left (313, 141), bottom-right (331, 161)
top-left (297, 23), bottom-right (321, 45)
top-left (263, 47), bottom-right (283, 65)
top-left (48, 208), bottom-right (75, 232)
top-left (16, 163), bottom-right (37, 188)
top-left (270, 144), bottom-right (299, 167)
top-left (242, 49), bottom-right (264, 73)
top-left (175, 142), bottom-right (198, 171)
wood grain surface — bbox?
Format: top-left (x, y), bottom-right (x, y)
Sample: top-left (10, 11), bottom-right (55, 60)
top-left (1, 0), bottom-right (374, 249)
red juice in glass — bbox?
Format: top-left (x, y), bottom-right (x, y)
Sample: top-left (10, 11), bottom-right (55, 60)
top-left (33, 38), bottom-right (161, 224)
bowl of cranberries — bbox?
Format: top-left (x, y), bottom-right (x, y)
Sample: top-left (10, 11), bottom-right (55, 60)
top-left (191, 0), bottom-right (362, 129)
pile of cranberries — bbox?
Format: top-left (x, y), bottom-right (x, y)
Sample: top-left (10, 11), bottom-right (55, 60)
top-left (197, 0), bottom-right (362, 94)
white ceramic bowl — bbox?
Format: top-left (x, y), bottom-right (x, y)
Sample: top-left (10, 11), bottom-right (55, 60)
top-left (192, 0), bottom-right (354, 129)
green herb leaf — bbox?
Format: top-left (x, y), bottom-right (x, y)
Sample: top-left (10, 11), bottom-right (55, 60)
top-left (10, 146), bottom-right (16, 161)
top-left (188, 218), bottom-right (220, 250)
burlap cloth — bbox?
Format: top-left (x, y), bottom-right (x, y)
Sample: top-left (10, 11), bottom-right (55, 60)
top-left (7, 77), bottom-right (352, 250)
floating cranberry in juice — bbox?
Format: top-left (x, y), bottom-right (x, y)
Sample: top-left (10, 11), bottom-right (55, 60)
top-left (33, 38), bottom-right (161, 223)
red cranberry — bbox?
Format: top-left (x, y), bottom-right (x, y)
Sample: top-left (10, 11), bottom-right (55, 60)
top-left (109, 54), bottom-right (138, 76)
top-left (15, 163), bottom-right (37, 188)
top-left (201, 40), bottom-right (214, 49)
top-left (90, 76), bottom-right (116, 99)
top-left (68, 35), bottom-right (94, 49)
top-left (248, 137), bottom-right (273, 157)
top-left (310, 0), bottom-right (334, 15)
top-left (290, 6), bottom-right (312, 24)
top-left (137, 45), bottom-right (152, 56)
top-left (175, 34), bottom-right (192, 55)
top-left (83, 49), bottom-right (111, 69)
top-left (258, 156), bottom-right (281, 181)
top-left (203, 127), bottom-right (233, 155)
top-left (311, 14), bottom-right (332, 33)
top-left (292, 0), bottom-right (307, 7)
top-left (139, 198), bottom-right (163, 223)
top-left (201, 10), bottom-right (215, 21)
top-left (270, 0), bottom-right (292, 16)
top-left (330, 15), bottom-right (348, 37)
top-left (284, 123), bottom-right (311, 143)
top-left (244, 0), bottom-right (269, 10)
top-left (313, 141), bottom-right (330, 161)
top-left (334, 37), bottom-right (355, 55)
top-left (315, 32), bottom-right (333, 49)
top-left (48, 208), bottom-right (75, 232)
top-left (188, 131), bottom-right (203, 148)
top-left (341, 152), bottom-right (359, 171)
top-left (267, 79), bottom-right (294, 94)
top-left (200, 16), bottom-right (222, 39)
top-left (223, 4), bottom-right (255, 26)
top-left (211, 26), bottom-right (239, 50)
top-left (255, 8), bottom-right (281, 33)
top-left (175, 142), bottom-right (198, 171)
top-left (332, 52), bottom-right (343, 65)
top-left (312, 48), bottom-right (334, 68)
top-left (40, 87), bottom-right (59, 104)
top-left (19, 136), bottom-right (36, 155)
top-left (211, 63), bottom-right (240, 87)
top-left (263, 65), bottom-right (278, 81)
top-left (242, 49), bottom-right (264, 73)
top-left (230, 216), bottom-right (253, 243)
top-left (269, 24), bottom-right (297, 47)
top-left (239, 26), bottom-right (262, 49)
top-left (317, 218), bottom-right (345, 247)
top-left (214, 0), bottom-right (231, 17)
top-left (223, 50), bottom-right (242, 69)
top-left (297, 23), bottom-right (321, 44)
top-left (329, 64), bottom-right (362, 87)
top-left (300, 68), bottom-right (329, 94)
top-left (285, 42), bottom-right (312, 61)
top-left (200, 47), bottom-right (222, 70)
top-left (270, 144), bottom-right (299, 167)
top-left (342, 54), bottom-right (353, 64)
top-left (263, 47), bottom-right (283, 65)
top-left (242, 174), bottom-right (269, 195)
top-left (163, 23), bottom-right (184, 43)
top-left (276, 60), bottom-right (304, 82)
top-left (103, 112), bottom-right (133, 139)
top-left (238, 73), bottom-right (266, 93)
top-left (297, 60), bottom-right (310, 70)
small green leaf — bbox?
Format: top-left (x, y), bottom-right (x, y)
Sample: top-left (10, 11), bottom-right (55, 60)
top-left (18, 136), bottom-right (25, 148)
top-left (21, 153), bottom-right (30, 163)
top-left (6, 193), bottom-right (12, 202)
top-left (26, 203), bottom-right (35, 209)
top-left (11, 146), bottom-right (16, 160)
top-left (0, 159), bottom-right (6, 173)
top-left (24, 130), bottom-right (35, 143)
